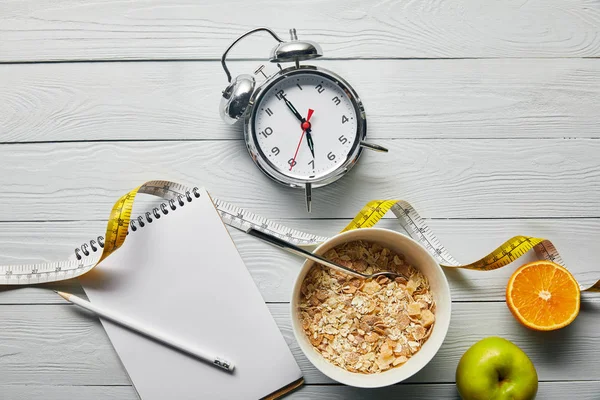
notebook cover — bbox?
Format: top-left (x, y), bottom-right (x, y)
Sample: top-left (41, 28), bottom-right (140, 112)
top-left (262, 377), bottom-right (304, 400)
top-left (79, 188), bottom-right (303, 399)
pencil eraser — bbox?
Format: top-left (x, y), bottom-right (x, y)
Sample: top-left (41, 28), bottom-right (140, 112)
top-left (214, 357), bottom-right (235, 372)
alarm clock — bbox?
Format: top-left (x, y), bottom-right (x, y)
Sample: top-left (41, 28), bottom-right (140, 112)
top-left (219, 27), bottom-right (388, 212)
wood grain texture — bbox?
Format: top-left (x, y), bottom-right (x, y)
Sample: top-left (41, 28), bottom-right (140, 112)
top-left (0, 304), bottom-right (131, 386)
top-left (2, 59), bottom-right (599, 142)
top-left (285, 382), bottom-right (600, 400)
top-left (0, 218), bottom-right (598, 303)
top-left (0, 139), bottom-right (598, 221)
top-left (2, 0), bottom-right (600, 396)
top-left (1, 385), bottom-right (138, 400)
top-left (1, 0), bottom-right (599, 62)
top-left (0, 302), bottom-right (599, 386)
top-left (3, 381), bottom-right (600, 400)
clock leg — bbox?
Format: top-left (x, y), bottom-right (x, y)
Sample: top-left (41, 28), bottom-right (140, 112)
top-left (305, 183), bottom-right (312, 213)
top-left (360, 141), bottom-right (389, 153)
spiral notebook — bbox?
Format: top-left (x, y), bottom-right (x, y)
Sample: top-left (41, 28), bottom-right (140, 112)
top-left (78, 187), bottom-right (303, 400)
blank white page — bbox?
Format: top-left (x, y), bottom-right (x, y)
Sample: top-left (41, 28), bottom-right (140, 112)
top-left (80, 188), bottom-right (302, 400)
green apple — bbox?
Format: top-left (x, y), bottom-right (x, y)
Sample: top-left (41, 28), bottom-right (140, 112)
top-left (456, 337), bottom-right (538, 400)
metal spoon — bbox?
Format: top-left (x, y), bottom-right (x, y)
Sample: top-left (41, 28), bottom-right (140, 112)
top-left (245, 228), bottom-right (409, 280)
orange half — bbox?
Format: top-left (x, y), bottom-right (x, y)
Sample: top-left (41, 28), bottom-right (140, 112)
top-left (506, 260), bottom-right (580, 331)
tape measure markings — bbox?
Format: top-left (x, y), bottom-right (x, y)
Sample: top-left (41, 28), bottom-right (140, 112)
top-left (215, 197), bottom-right (326, 246)
top-left (391, 202), bottom-right (460, 267)
top-left (0, 180), bottom-right (598, 292)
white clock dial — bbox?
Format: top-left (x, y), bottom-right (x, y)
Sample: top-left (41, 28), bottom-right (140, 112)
top-left (253, 72), bottom-right (359, 181)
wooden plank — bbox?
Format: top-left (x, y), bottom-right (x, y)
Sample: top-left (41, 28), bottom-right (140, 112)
top-left (1, 0), bottom-right (599, 62)
top-left (0, 139), bottom-right (598, 221)
top-left (0, 385), bottom-right (138, 400)
top-left (286, 382), bottom-right (600, 400)
top-left (0, 302), bottom-right (598, 386)
top-left (0, 218), bottom-right (599, 303)
top-left (0, 304), bottom-right (131, 385)
top-left (3, 381), bottom-right (600, 400)
top-left (2, 381), bottom-right (599, 400)
top-left (2, 59), bottom-right (599, 142)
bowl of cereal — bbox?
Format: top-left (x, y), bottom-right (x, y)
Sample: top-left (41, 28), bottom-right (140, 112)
top-left (290, 228), bottom-right (451, 388)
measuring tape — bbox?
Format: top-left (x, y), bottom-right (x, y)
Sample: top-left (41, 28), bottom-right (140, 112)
top-left (0, 180), bottom-right (598, 292)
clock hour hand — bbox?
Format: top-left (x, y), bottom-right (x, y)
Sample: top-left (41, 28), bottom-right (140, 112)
top-left (282, 95), bottom-right (304, 123)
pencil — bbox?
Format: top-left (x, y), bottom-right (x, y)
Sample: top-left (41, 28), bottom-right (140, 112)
top-left (55, 291), bottom-right (235, 372)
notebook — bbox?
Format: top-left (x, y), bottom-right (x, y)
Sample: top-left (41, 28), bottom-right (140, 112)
top-left (78, 187), bottom-right (303, 400)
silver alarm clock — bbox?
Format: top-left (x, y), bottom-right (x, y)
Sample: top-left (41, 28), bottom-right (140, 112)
top-left (220, 27), bottom-right (387, 212)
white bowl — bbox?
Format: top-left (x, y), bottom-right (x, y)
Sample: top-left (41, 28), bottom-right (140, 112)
top-left (290, 228), bottom-right (451, 388)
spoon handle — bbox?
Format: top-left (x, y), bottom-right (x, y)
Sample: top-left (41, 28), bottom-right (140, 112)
top-left (245, 228), bottom-right (365, 279)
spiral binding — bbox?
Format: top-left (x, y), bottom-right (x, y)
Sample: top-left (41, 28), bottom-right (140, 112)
top-left (74, 188), bottom-right (201, 260)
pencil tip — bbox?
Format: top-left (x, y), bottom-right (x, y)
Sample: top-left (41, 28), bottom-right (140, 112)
top-left (54, 290), bottom-right (71, 301)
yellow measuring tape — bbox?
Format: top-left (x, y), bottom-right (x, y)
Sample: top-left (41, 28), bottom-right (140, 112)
top-left (98, 185), bottom-right (141, 264)
top-left (1, 181), bottom-right (598, 293)
top-left (342, 199), bottom-right (599, 291)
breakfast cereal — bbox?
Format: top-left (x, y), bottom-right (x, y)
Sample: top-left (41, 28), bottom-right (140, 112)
top-left (298, 240), bottom-right (435, 374)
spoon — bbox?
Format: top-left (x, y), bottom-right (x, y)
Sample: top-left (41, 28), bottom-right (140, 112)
top-left (245, 228), bottom-right (409, 280)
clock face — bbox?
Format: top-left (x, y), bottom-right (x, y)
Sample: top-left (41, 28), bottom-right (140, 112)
top-left (251, 71), bottom-right (360, 182)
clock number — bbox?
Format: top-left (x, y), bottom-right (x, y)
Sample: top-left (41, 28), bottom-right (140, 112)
top-left (271, 147), bottom-right (280, 156)
top-left (287, 158), bottom-right (297, 167)
top-left (276, 89), bottom-right (285, 100)
top-left (296, 83), bottom-right (303, 90)
top-left (308, 159), bottom-right (314, 169)
top-left (259, 127), bottom-right (273, 138)
top-left (342, 115), bottom-right (349, 124)
top-left (327, 152), bottom-right (336, 161)
top-left (265, 108), bottom-right (273, 116)
top-left (338, 135), bottom-right (348, 145)
top-left (315, 84), bottom-right (325, 94)
top-left (332, 96), bottom-right (341, 106)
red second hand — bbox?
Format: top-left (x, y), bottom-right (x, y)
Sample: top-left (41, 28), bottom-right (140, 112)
top-left (290, 109), bottom-right (314, 171)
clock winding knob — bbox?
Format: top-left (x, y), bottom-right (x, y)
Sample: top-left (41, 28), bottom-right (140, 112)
top-left (254, 65), bottom-right (267, 79)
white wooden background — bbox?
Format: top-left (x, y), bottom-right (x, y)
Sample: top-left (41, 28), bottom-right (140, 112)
top-left (1, 0), bottom-right (599, 398)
